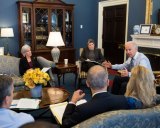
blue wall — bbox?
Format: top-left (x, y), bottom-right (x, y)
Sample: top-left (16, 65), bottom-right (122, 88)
top-left (63, 0), bottom-right (99, 58)
top-left (0, 0), bottom-right (19, 56)
top-left (0, 0), bottom-right (159, 58)
top-left (127, 0), bottom-right (146, 40)
top-left (152, 0), bottom-right (160, 23)
top-left (0, 0), bottom-right (99, 58)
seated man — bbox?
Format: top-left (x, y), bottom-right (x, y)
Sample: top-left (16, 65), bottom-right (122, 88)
top-left (103, 41), bottom-right (153, 95)
top-left (0, 75), bottom-right (34, 128)
top-left (79, 39), bottom-right (105, 72)
top-left (62, 65), bottom-right (128, 128)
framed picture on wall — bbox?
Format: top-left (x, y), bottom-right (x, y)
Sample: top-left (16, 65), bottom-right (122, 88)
top-left (140, 24), bottom-right (152, 34)
top-left (0, 47), bottom-right (4, 55)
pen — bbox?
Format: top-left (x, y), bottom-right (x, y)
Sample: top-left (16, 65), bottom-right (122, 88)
top-left (11, 104), bottom-right (17, 106)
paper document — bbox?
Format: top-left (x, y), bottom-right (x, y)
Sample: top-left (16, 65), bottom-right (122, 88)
top-left (10, 100), bottom-right (19, 109)
top-left (41, 67), bottom-right (51, 72)
top-left (10, 98), bottom-right (41, 109)
top-left (50, 102), bottom-right (68, 124)
top-left (50, 99), bottom-right (87, 124)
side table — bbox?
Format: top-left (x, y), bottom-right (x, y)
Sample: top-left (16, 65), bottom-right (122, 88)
top-left (52, 63), bottom-right (78, 89)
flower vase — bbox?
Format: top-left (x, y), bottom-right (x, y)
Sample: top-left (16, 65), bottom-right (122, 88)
top-left (30, 84), bottom-right (42, 99)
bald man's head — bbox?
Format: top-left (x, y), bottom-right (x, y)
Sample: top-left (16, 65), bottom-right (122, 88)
top-left (87, 65), bottom-right (108, 90)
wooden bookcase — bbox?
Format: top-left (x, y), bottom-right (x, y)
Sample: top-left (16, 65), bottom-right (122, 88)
top-left (17, 0), bottom-right (75, 63)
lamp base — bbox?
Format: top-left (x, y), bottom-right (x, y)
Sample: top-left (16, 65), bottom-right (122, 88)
top-left (51, 47), bottom-right (60, 63)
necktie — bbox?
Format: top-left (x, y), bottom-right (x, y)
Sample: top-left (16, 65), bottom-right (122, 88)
top-left (129, 58), bottom-right (134, 71)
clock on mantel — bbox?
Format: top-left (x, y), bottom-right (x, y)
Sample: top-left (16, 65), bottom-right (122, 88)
top-left (151, 24), bottom-right (160, 36)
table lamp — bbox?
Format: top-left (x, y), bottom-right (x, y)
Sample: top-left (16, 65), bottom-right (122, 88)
top-left (46, 32), bottom-right (65, 63)
top-left (1, 28), bottom-right (14, 55)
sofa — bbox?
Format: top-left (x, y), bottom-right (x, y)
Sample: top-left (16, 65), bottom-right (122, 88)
top-left (72, 104), bottom-right (160, 128)
top-left (0, 55), bottom-right (55, 91)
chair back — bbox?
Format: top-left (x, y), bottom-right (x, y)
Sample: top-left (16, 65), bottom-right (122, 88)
top-left (76, 48), bottom-right (104, 88)
top-left (79, 48), bottom-right (104, 56)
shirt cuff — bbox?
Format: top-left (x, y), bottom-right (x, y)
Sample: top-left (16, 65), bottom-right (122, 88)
top-left (69, 101), bottom-right (76, 105)
top-left (128, 72), bottom-right (131, 77)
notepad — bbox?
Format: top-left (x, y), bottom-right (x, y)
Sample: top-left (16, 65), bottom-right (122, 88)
top-left (85, 60), bottom-right (101, 65)
top-left (50, 99), bottom-right (87, 124)
top-left (10, 98), bottom-right (41, 109)
top-left (41, 67), bottom-right (51, 73)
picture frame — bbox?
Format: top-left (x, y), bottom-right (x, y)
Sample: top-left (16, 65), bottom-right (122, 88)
top-left (140, 24), bottom-right (152, 34)
top-left (0, 47), bottom-right (4, 55)
top-left (22, 13), bottom-right (29, 23)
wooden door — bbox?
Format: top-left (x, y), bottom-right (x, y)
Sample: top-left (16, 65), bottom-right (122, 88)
top-left (102, 4), bottom-right (126, 64)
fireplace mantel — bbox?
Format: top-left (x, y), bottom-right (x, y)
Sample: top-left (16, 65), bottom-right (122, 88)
top-left (131, 34), bottom-right (160, 71)
top-left (131, 35), bottom-right (160, 49)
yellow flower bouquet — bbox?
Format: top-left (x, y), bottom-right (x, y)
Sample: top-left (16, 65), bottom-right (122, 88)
top-left (23, 68), bottom-right (50, 89)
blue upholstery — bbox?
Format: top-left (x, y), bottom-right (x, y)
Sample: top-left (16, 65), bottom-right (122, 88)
top-left (0, 56), bottom-right (24, 91)
top-left (72, 104), bottom-right (160, 128)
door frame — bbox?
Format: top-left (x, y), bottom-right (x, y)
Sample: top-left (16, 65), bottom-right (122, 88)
top-left (98, 0), bottom-right (129, 60)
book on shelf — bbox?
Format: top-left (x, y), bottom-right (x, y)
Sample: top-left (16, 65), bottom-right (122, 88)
top-left (50, 99), bottom-right (87, 125)
top-left (10, 98), bottom-right (41, 109)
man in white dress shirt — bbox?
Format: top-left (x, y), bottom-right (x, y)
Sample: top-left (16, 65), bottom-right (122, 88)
top-left (103, 41), bottom-right (153, 94)
top-left (0, 75), bottom-right (34, 128)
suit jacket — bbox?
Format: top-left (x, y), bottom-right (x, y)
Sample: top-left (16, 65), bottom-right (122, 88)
top-left (19, 57), bottom-right (42, 75)
top-left (62, 92), bottom-right (128, 128)
top-left (80, 48), bottom-right (105, 63)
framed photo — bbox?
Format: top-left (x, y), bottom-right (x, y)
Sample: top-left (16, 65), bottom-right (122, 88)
top-left (0, 47), bottom-right (4, 55)
top-left (22, 13), bottom-right (29, 23)
top-left (140, 24), bottom-right (152, 34)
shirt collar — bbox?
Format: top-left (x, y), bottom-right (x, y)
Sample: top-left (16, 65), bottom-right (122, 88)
top-left (92, 91), bottom-right (107, 97)
top-left (133, 52), bottom-right (139, 60)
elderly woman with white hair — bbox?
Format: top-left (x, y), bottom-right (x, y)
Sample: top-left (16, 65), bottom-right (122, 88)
top-left (19, 44), bottom-right (42, 75)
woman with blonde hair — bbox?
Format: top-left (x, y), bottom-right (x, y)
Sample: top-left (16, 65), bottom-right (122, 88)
top-left (125, 65), bottom-right (157, 109)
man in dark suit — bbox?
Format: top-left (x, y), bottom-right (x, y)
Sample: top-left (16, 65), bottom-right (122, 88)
top-left (62, 65), bottom-right (128, 128)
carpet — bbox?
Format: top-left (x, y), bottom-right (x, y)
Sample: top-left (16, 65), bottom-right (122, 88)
top-left (53, 69), bottom-right (116, 101)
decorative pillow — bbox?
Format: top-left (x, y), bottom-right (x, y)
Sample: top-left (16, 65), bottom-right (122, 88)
top-left (0, 56), bottom-right (20, 76)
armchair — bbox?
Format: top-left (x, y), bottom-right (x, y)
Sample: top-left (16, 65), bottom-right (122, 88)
top-left (37, 56), bottom-right (56, 86)
top-left (77, 48), bottom-right (104, 89)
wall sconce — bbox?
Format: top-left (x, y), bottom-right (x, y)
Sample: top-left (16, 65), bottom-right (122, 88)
top-left (46, 32), bottom-right (65, 63)
top-left (1, 28), bottom-right (14, 55)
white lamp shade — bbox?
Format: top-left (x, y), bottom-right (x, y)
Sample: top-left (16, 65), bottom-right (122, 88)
top-left (1, 28), bottom-right (14, 37)
top-left (46, 32), bottom-right (65, 47)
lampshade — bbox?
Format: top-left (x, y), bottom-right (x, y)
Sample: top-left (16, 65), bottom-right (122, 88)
top-left (0, 28), bottom-right (14, 56)
top-left (46, 32), bottom-right (65, 63)
top-left (46, 32), bottom-right (64, 47)
top-left (1, 28), bottom-right (14, 37)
